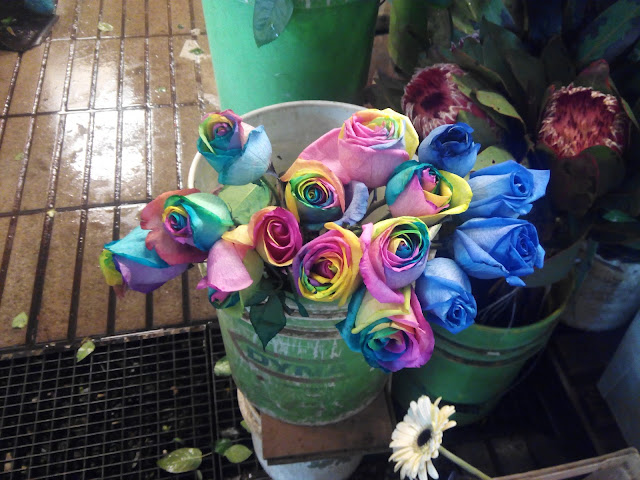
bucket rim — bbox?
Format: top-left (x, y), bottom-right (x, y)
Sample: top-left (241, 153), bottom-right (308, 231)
top-left (441, 273), bottom-right (575, 336)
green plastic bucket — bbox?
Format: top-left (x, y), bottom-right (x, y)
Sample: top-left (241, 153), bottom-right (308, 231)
top-left (392, 275), bottom-right (574, 426)
top-left (218, 303), bottom-right (388, 425)
top-left (201, 0), bottom-right (379, 114)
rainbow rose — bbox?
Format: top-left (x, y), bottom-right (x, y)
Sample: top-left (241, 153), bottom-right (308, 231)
top-left (140, 189), bottom-right (233, 265)
top-left (360, 217), bottom-right (430, 304)
top-left (197, 110), bottom-right (272, 185)
top-left (99, 227), bottom-right (189, 295)
top-left (336, 285), bottom-right (435, 372)
top-left (292, 223), bottom-right (362, 306)
top-left (280, 159), bottom-right (368, 230)
top-left (299, 108), bottom-right (419, 189)
top-left (222, 206), bottom-right (303, 267)
top-left (386, 161), bottom-right (472, 225)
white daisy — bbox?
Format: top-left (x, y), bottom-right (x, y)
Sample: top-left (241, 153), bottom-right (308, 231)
top-left (388, 396), bottom-right (456, 480)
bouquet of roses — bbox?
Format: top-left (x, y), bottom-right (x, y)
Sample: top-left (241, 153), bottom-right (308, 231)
top-left (99, 107), bottom-right (550, 374)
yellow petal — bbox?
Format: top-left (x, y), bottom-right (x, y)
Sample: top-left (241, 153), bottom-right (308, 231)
top-left (222, 224), bottom-right (253, 247)
top-left (352, 287), bottom-right (411, 334)
top-left (419, 171), bottom-right (473, 226)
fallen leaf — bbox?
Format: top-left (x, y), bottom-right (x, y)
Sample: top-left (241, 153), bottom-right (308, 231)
top-left (98, 22), bottom-right (113, 32)
top-left (77, 339), bottom-right (95, 362)
top-left (12, 312), bottom-right (28, 329)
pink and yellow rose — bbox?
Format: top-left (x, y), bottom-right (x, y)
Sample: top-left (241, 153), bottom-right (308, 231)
top-left (298, 108), bottom-right (419, 189)
top-left (336, 285), bottom-right (435, 372)
top-left (359, 217), bottom-right (430, 304)
top-left (292, 223), bottom-right (362, 306)
top-left (222, 206), bottom-right (303, 267)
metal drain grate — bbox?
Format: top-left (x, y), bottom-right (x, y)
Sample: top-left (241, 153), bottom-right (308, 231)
top-left (0, 326), bottom-right (266, 480)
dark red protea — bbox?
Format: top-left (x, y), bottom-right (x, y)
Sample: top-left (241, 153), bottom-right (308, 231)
top-left (402, 63), bottom-right (490, 138)
top-left (538, 85), bottom-right (629, 158)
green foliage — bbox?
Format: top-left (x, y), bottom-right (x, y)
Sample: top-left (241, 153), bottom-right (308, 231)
top-left (217, 182), bottom-right (272, 225)
top-left (250, 294), bottom-right (287, 349)
top-left (253, 0), bottom-right (294, 47)
top-left (76, 340), bottom-right (95, 363)
top-left (11, 312), bottom-right (28, 329)
top-left (213, 356), bottom-right (232, 377)
top-left (157, 448), bottom-right (203, 473)
top-left (223, 445), bottom-right (253, 463)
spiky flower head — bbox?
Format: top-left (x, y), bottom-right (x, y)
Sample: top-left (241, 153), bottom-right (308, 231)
top-left (538, 85), bottom-right (629, 158)
top-left (389, 396), bottom-right (457, 480)
top-left (402, 64), bottom-right (490, 139)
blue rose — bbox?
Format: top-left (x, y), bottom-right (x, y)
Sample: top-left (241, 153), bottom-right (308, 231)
top-left (460, 160), bottom-right (550, 220)
top-left (418, 123), bottom-right (480, 177)
top-left (415, 258), bottom-right (477, 334)
top-left (453, 218), bottom-right (545, 287)
top-left (197, 110), bottom-right (272, 185)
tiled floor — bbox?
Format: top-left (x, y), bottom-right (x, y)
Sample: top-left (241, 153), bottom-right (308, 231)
top-left (0, 0), bottom-right (221, 353)
top-left (0, 1), bottom-right (393, 354)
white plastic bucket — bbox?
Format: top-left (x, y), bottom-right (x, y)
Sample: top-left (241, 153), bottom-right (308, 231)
top-left (561, 254), bottom-right (640, 331)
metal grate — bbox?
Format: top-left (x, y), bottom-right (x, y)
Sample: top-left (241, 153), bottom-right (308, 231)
top-left (0, 326), bottom-right (266, 480)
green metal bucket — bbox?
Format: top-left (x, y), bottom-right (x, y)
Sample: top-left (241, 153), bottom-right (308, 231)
top-left (201, 0), bottom-right (379, 114)
top-left (218, 303), bottom-right (388, 425)
top-left (392, 275), bottom-right (574, 426)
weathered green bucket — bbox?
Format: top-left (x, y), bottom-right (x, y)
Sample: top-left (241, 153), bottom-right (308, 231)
top-left (188, 101), bottom-right (389, 425)
top-left (218, 303), bottom-right (388, 425)
top-left (201, 0), bottom-right (379, 114)
top-left (392, 275), bottom-right (574, 426)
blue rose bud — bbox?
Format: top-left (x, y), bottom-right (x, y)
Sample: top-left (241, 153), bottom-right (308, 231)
top-left (453, 217), bottom-right (545, 287)
top-left (415, 258), bottom-right (477, 334)
top-left (461, 160), bottom-right (550, 220)
top-left (418, 123), bottom-right (480, 177)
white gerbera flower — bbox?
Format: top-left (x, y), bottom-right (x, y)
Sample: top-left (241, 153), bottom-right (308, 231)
top-left (388, 396), bottom-right (456, 480)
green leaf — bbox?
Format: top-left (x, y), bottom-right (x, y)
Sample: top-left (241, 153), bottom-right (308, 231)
top-left (473, 146), bottom-right (514, 171)
top-left (14, 152), bottom-right (24, 161)
top-left (504, 50), bottom-right (546, 124)
top-left (214, 438), bottom-right (233, 455)
top-left (576, 0), bottom-right (640, 68)
top-left (189, 47), bottom-right (204, 55)
top-left (195, 470), bottom-right (203, 480)
top-left (223, 444), bottom-right (253, 463)
top-left (238, 250), bottom-right (265, 308)
top-left (541, 36), bottom-right (576, 85)
top-left (603, 209), bottom-right (637, 223)
top-left (77, 340), bottom-right (95, 362)
top-left (474, 90), bottom-right (524, 125)
top-left (250, 295), bottom-right (286, 349)
top-left (12, 312), bottom-right (28, 329)
top-left (97, 22), bottom-right (114, 32)
top-left (213, 356), bottom-right (232, 377)
top-left (253, 0), bottom-right (294, 48)
top-left (157, 448), bottom-right (203, 473)
top-left (217, 183), bottom-right (272, 225)
top-left (240, 420), bottom-right (251, 433)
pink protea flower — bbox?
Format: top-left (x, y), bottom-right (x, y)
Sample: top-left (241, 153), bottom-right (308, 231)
top-left (402, 63), bottom-right (489, 138)
top-left (538, 85), bottom-right (629, 158)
